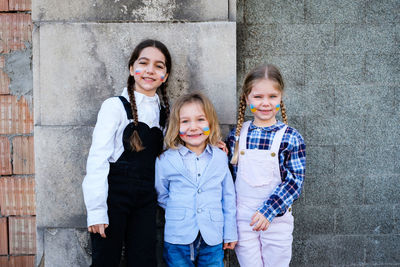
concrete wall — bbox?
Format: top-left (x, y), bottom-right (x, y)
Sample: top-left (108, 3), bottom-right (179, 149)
top-left (33, 0), bottom-right (236, 266)
top-left (33, 0), bottom-right (400, 266)
top-left (237, 0), bottom-right (399, 266)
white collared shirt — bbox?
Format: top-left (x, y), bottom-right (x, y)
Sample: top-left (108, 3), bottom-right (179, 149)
top-left (82, 88), bottom-right (161, 227)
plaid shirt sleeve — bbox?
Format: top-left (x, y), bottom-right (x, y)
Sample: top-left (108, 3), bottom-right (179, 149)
top-left (257, 128), bottom-right (306, 222)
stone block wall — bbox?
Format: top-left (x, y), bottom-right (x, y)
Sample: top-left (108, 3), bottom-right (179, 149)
top-left (33, 1), bottom-right (236, 266)
top-left (237, 0), bottom-right (399, 266)
top-left (0, 0), bottom-right (35, 266)
top-left (22, 0), bottom-right (400, 266)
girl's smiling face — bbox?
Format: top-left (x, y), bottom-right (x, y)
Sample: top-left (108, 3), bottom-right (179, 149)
top-left (130, 47), bottom-right (169, 96)
top-left (246, 79), bottom-right (282, 127)
top-left (179, 101), bottom-right (210, 155)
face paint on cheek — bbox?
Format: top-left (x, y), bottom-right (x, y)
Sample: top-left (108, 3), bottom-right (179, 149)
top-left (275, 104), bottom-right (280, 111)
top-left (179, 131), bottom-right (186, 137)
top-left (250, 104), bottom-right (257, 113)
top-left (134, 69), bottom-right (142, 75)
top-left (160, 75), bottom-right (165, 82)
top-left (203, 127), bottom-right (210, 136)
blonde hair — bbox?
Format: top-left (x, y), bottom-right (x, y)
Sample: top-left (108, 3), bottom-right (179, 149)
top-left (164, 92), bottom-right (221, 150)
top-left (231, 64), bottom-right (287, 164)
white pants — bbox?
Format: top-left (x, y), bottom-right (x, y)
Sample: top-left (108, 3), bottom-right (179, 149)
top-left (235, 203), bottom-right (293, 267)
top-left (235, 122), bottom-right (293, 267)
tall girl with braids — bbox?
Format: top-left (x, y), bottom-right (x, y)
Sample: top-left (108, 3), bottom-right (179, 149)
top-left (82, 39), bottom-right (171, 267)
top-left (227, 64), bottom-right (306, 267)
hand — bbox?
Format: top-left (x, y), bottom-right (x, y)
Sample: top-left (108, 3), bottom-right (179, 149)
top-left (250, 212), bottom-right (270, 231)
top-left (223, 241), bottom-right (237, 250)
top-left (217, 140), bottom-right (228, 155)
top-left (88, 224), bottom-right (109, 238)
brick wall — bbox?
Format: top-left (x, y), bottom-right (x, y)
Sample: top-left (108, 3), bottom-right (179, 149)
top-left (0, 0), bottom-right (35, 266)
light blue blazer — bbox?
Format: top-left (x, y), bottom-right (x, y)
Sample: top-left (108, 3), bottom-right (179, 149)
top-left (155, 146), bottom-right (238, 246)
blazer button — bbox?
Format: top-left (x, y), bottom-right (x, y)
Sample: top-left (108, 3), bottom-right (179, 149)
top-left (271, 152), bottom-right (276, 157)
top-left (240, 150), bottom-right (245, 155)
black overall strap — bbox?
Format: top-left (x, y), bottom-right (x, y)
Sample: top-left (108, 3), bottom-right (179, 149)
top-left (118, 96), bottom-right (133, 120)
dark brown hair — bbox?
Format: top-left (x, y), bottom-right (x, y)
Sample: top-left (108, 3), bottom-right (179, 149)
top-left (127, 39), bottom-right (172, 151)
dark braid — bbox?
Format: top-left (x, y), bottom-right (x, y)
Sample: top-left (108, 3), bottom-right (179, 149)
top-left (159, 82), bottom-right (170, 119)
top-left (127, 75), bottom-right (144, 151)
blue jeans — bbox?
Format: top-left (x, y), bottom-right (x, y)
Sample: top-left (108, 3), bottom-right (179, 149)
top-left (163, 234), bottom-right (223, 267)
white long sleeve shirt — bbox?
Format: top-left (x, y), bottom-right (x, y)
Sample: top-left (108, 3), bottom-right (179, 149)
top-left (82, 88), bottom-right (161, 227)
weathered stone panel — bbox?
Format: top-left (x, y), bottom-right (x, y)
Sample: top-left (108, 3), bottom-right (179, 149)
top-left (33, 0), bottom-right (228, 22)
top-left (35, 126), bottom-right (91, 228)
top-left (37, 22), bottom-right (236, 126)
top-left (43, 228), bottom-right (91, 267)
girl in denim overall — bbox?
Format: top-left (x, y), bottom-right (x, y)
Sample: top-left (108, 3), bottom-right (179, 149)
top-left (82, 39), bottom-right (171, 267)
top-left (227, 64), bottom-right (306, 267)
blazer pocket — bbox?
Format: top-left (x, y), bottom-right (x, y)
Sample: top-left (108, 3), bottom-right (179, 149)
top-left (165, 208), bottom-right (186, 221)
top-left (209, 210), bottom-right (224, 222)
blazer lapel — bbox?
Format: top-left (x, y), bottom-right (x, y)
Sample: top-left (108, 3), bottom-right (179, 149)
top-left (198, 146), bottom-right (216, 188)
top-left (165, 149), bottom-right (197, 186)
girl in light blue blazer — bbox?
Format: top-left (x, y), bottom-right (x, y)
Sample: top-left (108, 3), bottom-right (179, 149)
top-left (155, 92), bottom-right (237, 267)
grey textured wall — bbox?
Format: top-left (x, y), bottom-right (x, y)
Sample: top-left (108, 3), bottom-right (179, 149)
top-left (237, 0), bottom-right (399, 266)
top-left (33, 1), bottom-right (236, 266)
top-left (33, 0), bottom-right (400, 266)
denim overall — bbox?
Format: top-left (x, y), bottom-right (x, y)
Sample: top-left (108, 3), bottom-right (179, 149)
top-left (235, 121), bottom-right (293, 267)
top-left (91, 96), bottom-right (166, 267)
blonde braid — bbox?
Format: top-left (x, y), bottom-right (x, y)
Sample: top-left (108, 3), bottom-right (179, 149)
top-left (230, 94), bottom-right (247, 164)
top-left (280, 100), bottom-right (288, 124)
top-left (127, 77), bottom-right (144, 152)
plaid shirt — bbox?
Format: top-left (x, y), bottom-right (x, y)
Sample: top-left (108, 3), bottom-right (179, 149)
top-left (226, 120), bottom-right (306, 222)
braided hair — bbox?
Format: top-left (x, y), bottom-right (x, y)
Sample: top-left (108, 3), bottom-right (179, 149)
top-left (231, 64), bottom-right (286, 164)
top-left (126, 39), bottom-right (172, 151)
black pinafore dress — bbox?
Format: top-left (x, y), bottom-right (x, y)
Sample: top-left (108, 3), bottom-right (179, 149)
top-left (91, 96), bottom-right (166, 267)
